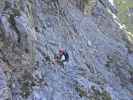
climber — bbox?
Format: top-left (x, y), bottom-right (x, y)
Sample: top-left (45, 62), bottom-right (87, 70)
top-left (53, 48), bottom-right (69, 65)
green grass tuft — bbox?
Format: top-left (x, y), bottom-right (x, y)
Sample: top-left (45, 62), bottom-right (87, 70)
top-left (114, 0), bottom-right (133, 33)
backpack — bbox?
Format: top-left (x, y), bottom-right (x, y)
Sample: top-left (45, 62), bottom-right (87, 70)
top-left (63, 51), bottom-right (69, 62)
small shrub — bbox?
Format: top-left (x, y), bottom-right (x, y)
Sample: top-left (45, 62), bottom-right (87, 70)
top-left (75, 86), bottom-right (88, 97)
top-left (91, 86), bottom-right (112, 100)
top-left (0, 41), bottom-right (4, 48)
top-left (20, 71), bottom-right (34, 98)
top-left (100, 90), bottom-right (112, 100)
top-left (20, 80), bottom-right (31, 98)
top-left (11, 8), bottom-right (21, 16)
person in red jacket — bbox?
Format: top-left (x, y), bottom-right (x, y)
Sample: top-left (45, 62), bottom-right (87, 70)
top-left (53, 48), bottom-right (69, 65)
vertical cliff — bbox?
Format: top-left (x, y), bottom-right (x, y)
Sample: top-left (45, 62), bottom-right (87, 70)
top-left (0, 0), bottom-right (133, 100)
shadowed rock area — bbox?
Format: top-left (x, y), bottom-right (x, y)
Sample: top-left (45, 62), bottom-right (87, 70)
top-left (0, 0), bottom-right (133, 100)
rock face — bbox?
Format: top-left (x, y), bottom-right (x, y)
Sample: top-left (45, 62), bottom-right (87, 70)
top-left (0, 0), bottom-right (133, 100)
